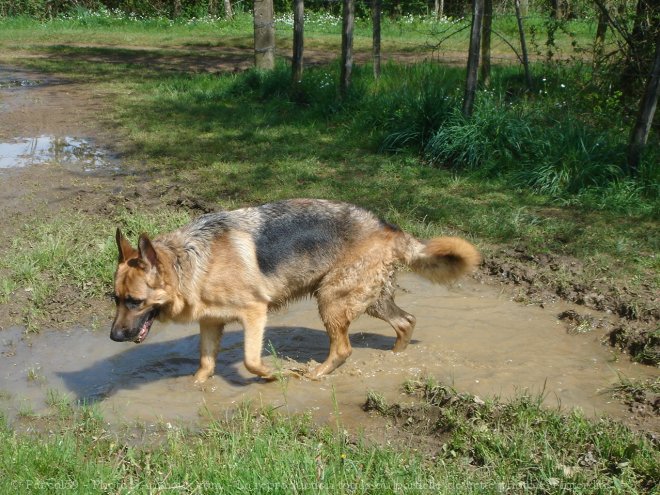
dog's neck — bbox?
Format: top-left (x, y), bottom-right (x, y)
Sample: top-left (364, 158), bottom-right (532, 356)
top-left (152, 239), bottom-right (205, 321)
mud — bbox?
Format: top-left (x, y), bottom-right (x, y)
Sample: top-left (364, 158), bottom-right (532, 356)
top-left (1, 275), bottom-right (657, 431)
top-left (480, 248), bottom-right (660, 365)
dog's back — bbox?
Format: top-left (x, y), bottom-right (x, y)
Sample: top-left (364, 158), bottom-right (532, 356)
top-left (164, 199), bottom-right (393, 303)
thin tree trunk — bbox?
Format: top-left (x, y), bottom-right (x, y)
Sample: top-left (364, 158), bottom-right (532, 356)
top-left (209, 0), bottom-right (217, 16)
top-left (628, 33), bottom-right (660, 175)
top-left (372, 0), bottom-right (381, 79)
top-left (550, 0), bottom-right (562, 19)
top-left (622, 0), bottom-right (657, 98)
top-left (434, 0), bottom-right (444, 18)
top-left (463, 0), bottom-right (484, 117)
top-left (254, 0), bottom-right (275, 70)
top-left (292, 0), bottom-right (304, 83)
top-left (340, 0), bottom-right (355, 97)
top-left (224, 0), bottom-right (233, 20)
top-left (481, 0), bottom-right (493, 87)
top-left (594, 6), bottom-right (608, 66)
top-left (514, 0), bottom-right (532, 91)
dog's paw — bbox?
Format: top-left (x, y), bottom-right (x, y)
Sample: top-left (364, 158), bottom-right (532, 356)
top-left (304, 369), bottom-right (327, 381)
top-left (193, 369), bottom-right (214, 384)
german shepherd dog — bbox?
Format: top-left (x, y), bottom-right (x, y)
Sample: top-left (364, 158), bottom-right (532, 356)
top-left (111, 199), bottom-right (480, 383)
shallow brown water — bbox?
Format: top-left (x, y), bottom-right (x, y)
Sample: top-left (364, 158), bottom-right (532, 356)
top-left (0, 275), bottom-right (655, 429)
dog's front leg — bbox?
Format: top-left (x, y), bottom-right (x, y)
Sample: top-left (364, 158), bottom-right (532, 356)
top-left (194, 320), bottom-right (225, 383)
top-left (241, 303), bottom-right (274, 380)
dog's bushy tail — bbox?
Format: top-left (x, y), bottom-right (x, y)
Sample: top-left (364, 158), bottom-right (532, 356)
top-left (402, 236), bottom-right (481, 284)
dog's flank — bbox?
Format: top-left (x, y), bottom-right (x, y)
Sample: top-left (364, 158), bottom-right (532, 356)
top-left (110, 199), bottom-right (480, 383)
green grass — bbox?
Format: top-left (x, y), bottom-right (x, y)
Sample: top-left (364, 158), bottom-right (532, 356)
top-left (0, 8), bottom-right (601, 57)
top-left (0, 208), bottom-right (191, 328)
top-left (366, 378), bottom-right (659, 494)
top-left (1, 384), bottom-right (657, 494)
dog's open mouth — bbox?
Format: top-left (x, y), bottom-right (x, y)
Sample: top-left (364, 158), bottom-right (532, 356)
top-left (134, 308), bottom-right (159, 344)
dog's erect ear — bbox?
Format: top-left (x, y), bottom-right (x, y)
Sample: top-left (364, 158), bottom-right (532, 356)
top-left (116, 228), bottom-right (137, 263)
top-left (138, 233), bottom-right (158, 268)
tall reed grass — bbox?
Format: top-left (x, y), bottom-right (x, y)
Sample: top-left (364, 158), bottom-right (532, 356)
top-left (222, 61), bottom-right (658, 215)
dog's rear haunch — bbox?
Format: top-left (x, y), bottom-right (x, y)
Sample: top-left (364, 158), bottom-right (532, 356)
top-left (111, 199), bottom-right (480, 383)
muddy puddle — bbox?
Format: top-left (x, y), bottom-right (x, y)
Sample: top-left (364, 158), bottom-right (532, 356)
top-left (1, 275), bottom-right (656, 430)
top-left (0, 66), bottom-right (118, 174)
top-left (0, 65), bottom-right (43, 89)
top-left (0, 135), bottom-right (119, 172)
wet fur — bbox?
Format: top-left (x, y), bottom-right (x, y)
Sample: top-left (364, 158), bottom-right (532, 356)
top-left (111, 199), bottom-right (480, 382)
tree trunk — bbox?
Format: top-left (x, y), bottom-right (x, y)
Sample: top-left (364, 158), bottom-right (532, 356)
top-left (628, 33), bottom-right (660, 175)
top-left (292, 0), bottom-right (304, 83)
top-left (373, 0), bottom-right (381, 79)
top-left (254, 0), bottom-right (275, 70)
top-left (621, 0), bottom-right (658, 98)
top-left (224, 0), bottom-right (233, 20)
top-left (434, 0), bottom-right (444, 18)
top-left (463, 0), bottom-right (484, 117)
top-left (481, 0), bottom-right (493, 87)
top-left (550, 0), bottom-right (562, 19)
top-left (209, 0), bottom-right (217, 16)
top-left (341, 0), bottom-right (355, 97)
top-left (514, 0), bottom-right (533, 91)
top-left (594, 6), bottom-right (608, 66)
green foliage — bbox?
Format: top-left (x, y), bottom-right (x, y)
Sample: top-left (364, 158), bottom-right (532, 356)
top-left (364, 65), bottom-right (460, 153)
top-left (424, 101), bottom-right (533, 172)
top-left (207, 58), bottom-right (658, 214)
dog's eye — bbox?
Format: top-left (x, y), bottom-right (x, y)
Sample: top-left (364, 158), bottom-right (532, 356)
top-left (125, 296), bottom-right (144, 309)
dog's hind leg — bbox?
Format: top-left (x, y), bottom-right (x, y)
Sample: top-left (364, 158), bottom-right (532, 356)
top-left (241, 303), bottom-right (274, 380)
top-left (194, 320), bottom-right (225, 383)
top-left (367, 295), bottom-right (416, 352)
top-left (309, 304), bottom-right (353, 380)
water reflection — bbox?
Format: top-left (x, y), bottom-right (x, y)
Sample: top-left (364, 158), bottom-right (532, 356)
top-left (0, 135), bottom-right (117, 172)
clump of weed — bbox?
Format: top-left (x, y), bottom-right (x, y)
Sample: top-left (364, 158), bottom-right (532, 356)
top-left (610, 376), bottom-right (660, 418)
top-left (609, 326), bottom-right (660, 366)
top-left (367, 377), bottom-right (660, 493)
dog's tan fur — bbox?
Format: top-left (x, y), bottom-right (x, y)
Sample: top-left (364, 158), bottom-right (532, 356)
top-left (111, 199), bottom-right (480, 383)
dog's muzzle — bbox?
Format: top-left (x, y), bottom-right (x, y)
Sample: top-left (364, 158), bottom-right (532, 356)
top-left (110, 308), bottom-right (159, 344)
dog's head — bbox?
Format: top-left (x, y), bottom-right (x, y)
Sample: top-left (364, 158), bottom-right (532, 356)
top-left (110, 229), bottom-right (167, 344)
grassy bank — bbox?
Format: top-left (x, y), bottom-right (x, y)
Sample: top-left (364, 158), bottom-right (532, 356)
top-left (1, 384), bottom-right (657, 494)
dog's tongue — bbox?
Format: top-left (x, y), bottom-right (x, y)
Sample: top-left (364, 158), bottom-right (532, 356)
top-left (135, 318), bottom-right (153, 343)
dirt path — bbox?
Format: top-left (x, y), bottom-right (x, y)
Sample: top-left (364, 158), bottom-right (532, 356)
top-left (0, 63), bottom-right (657, 433)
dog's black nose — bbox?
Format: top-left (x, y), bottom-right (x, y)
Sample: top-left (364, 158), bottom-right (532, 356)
top-left (110, 327), bottom-right (129, 342)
